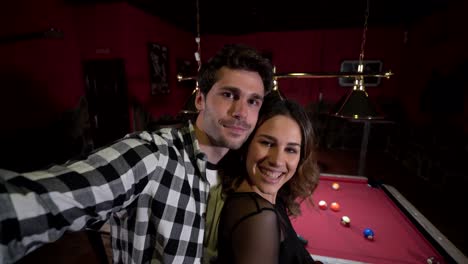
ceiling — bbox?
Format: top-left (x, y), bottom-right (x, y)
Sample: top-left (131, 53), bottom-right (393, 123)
top-left (128, 0), bottom-right (449, 35)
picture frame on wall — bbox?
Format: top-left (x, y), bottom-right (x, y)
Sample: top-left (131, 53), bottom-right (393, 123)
top-left (148, 43), bottom-right (169, 95)
top-left (339, 60), bottom-right (383, 87)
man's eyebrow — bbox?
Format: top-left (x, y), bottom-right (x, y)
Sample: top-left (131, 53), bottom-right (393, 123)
top-left (218, 87), bottom-right (240, 96)
top-left (220, 86), bottom-right (240, 93)
top-left (250, 94), bottom-right (264, 101)
top-left (221, 86), bottom-right (264, 100)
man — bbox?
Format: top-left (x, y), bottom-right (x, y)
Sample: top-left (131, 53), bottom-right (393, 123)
top-left (0, 44), bottom-right (273, 264)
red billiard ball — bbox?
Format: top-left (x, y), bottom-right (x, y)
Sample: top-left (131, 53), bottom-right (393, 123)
top-left (330, 202), bottom-right (340, 212)
top-left (318, 200), bottom-right (328, 210)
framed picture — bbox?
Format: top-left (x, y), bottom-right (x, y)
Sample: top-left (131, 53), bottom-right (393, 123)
top-left (339, 60), bottom-right (383, 87)
top-left (148, 43), bottom-right (169, 95)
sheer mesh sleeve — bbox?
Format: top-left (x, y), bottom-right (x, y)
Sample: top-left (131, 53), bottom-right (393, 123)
top-left (232, 208), bottom-right (280, 264)
top-left (219, 193), bottom-right (280, 264)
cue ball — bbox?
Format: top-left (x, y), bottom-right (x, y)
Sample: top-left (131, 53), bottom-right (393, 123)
top-left (332, 182), bottom-right (340, 190)
top-left (330, 202), bottom-right (340, 212)
top-left (363, 228), bottom-right (375, 240)
top-left (318, 200), bottom-right (328, 210)
top-left (341, 216), bottom-right (350, 227)
top-left (426, 257), bottom-right (440, 264)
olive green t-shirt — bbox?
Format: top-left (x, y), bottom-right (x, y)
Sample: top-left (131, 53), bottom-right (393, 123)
top-left (203, 163), bottom-right (224, 264)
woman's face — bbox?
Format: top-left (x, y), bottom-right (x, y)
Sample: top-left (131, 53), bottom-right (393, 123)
top-left (245, 114), bottom-right (302, 203)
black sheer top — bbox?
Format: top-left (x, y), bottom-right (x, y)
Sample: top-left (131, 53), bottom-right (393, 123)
top-left (216, 192), bottom-right (315, 264)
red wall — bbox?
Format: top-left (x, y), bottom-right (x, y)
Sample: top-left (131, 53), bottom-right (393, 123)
top-left (0, 1), bottom-right (196, 132)
top-left (71, 2), bottom-right (196, 123)
top-left (1, 1), bottom-right (465, 133)
top-left (0, 0), bottom-right (83, 130)
top-left (121, 5), bottom-right (195, 118)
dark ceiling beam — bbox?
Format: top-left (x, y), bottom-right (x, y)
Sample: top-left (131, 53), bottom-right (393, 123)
top-left (68, 0), bottom-right (451, 35)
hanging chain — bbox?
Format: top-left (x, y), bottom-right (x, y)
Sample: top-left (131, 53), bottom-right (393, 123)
top-left (195, 0), bottom-right (202, 72)
top-left (358, 0), bottom-right (370, 69)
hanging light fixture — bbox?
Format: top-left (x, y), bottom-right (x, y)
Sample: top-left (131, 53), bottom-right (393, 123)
top-left (267, 67), bottom-right (286, 100)
top-left (176, 0), bottom-right (393, 117)
top-left (330, 0), bottom-right (384, 120)
top-left (178, 0), bottom-right (202, 121)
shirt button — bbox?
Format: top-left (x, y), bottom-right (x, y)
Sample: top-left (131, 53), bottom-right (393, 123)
top-left (202, 212), bottom-right (206, 219)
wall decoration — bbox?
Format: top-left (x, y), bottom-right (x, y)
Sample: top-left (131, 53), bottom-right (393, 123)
top-left (148, 43), bottom-right (169, 95)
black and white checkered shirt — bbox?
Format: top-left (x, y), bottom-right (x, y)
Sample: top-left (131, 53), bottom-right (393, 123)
top-left (0, 122), bottom-right (211, 264)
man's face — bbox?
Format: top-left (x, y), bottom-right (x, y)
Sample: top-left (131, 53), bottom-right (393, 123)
top-left (196, 67), bottom-right (265, 150)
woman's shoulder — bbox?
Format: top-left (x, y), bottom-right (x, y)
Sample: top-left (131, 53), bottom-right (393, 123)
top-left (221, 192), bottom-right (278, 234)
top-left (226, 192), bottom-right (274, 209)
top-left (223, 192), bottom-right (276, 221)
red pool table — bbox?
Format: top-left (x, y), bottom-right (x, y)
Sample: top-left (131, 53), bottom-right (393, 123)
top-left (291, 174), bottom-right (467, 264)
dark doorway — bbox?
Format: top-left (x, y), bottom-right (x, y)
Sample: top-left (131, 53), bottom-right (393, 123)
top-left (83, 59), bottom-right (130, 149)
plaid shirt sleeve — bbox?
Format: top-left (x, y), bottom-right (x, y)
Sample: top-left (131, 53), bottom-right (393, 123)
top-left (0, 127), bottom-right (209, 264)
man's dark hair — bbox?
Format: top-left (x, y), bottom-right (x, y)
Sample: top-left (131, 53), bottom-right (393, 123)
top-left (197, 44), bottom-right (274, 95)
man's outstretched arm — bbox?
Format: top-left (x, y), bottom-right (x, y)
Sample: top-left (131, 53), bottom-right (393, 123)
top-left (0, 134), bottom-right (160, 263)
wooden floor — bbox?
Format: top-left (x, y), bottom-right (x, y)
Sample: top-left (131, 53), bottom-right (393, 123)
top-left (14, 148), bottom-right (468, 263)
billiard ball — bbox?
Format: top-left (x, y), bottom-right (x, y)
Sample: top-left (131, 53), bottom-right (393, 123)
top-left (330, 202), bottom-right (340, 212)
top-left (426, 256), bottom-right (440, 264)
top-left (332, 182), bottom-right (340, 190)
top-left (341, 216), bottom-right (351, 227)
top-left (363, 228), bottom-right (374, 240)
top-left (318, 200), bottom-right (328, 210)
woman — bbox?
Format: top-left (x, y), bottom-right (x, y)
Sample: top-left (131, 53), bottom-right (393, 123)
top-left (216, 97), bottom-right (321, 264)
